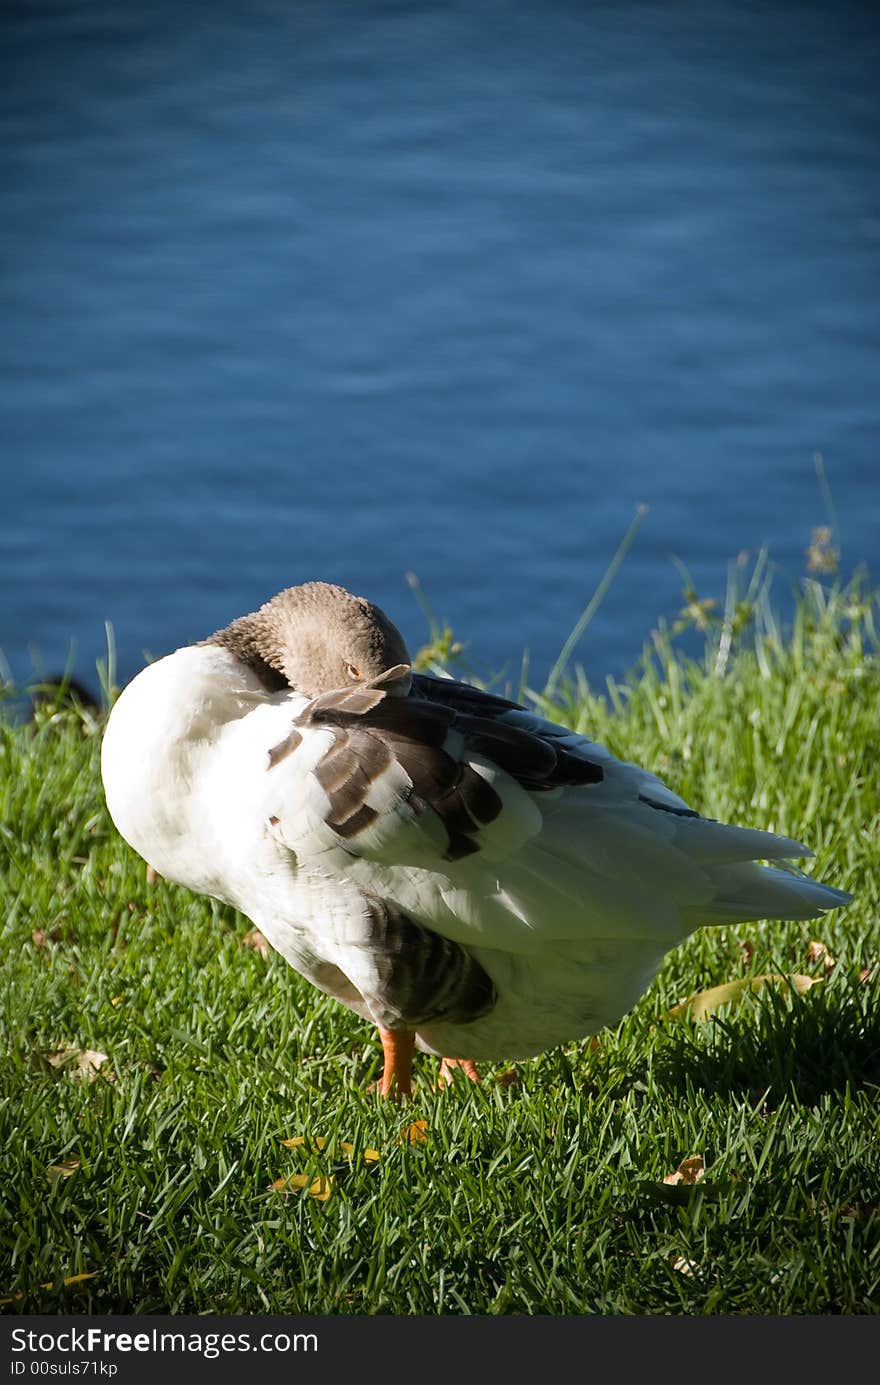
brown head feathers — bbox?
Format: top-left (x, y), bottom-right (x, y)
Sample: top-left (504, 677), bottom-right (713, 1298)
top-left (203, 581), bottom-right (412, 698)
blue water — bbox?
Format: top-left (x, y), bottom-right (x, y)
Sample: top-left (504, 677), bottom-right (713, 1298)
top-left (2, 0), bottom-right (878, 697)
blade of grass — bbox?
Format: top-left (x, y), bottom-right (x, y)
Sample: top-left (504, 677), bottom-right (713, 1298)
top-left (544, 504), bottom-right (648, 698)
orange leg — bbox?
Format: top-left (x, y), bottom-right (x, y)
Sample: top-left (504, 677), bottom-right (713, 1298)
top-left (377, 1027), bottom-right (415, 1099)
top-left (437, 1056), bottom-right (481, 1088)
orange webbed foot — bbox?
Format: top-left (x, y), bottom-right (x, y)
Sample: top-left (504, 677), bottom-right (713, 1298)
top-left (437, 1056), bottom-right (481, 1088)
top-left (377, 1027), bottom-right (415, 1100)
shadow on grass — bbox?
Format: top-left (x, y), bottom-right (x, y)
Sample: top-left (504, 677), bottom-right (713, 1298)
top-left (649, 982), bottom-right (880, 1107)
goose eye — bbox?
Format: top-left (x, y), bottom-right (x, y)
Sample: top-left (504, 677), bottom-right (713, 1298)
top-left (345, 662), bottom-right (361, 680)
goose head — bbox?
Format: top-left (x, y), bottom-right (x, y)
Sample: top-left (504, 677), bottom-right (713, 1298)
top-left (205, 581), bottom-right (413, 698)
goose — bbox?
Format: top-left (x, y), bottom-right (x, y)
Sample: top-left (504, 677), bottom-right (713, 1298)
top-left (100, 581), bottom-right (851, 1097)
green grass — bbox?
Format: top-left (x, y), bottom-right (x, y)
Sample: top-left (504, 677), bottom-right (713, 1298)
top-left (1, 573), bottom-right (878, 1315)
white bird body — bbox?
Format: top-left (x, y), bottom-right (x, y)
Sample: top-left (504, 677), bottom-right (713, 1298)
top-left (101, 597), bottom-right (850, 1068)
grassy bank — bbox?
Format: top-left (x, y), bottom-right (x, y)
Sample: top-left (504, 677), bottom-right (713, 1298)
top-left (1, 575), bottom-right (878, 1314)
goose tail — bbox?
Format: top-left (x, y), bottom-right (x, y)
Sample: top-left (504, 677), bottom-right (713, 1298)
top-left (687, 859), bottom-right (853, 926)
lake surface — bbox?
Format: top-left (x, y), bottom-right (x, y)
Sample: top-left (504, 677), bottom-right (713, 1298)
top-left (2, 0), bottom-right (878, 698)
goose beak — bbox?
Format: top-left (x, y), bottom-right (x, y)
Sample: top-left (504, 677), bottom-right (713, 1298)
top-left (371, 663), bottom-right (412, 697)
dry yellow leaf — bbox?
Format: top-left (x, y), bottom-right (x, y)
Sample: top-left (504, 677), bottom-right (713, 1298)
top-left (668, 973), bottom-right (821, 1022)
top-left (270, 1173), bottom-right (333, 1200)
top-left (47, 1158), bottom-right (80, 1185)
top-left (664, 1155), bottom-right (705, 1187)
top-left (281, 1134), bottom-right (379, 1164)
top-left (45, 1046), bottom-right (110, 1081)
top-left (400, 1120), bottom-right (429, 1145)
top-left (340, 1142), bottom-right (381, 1163)
top-left (0, 1271), bottom-right (99, 1306)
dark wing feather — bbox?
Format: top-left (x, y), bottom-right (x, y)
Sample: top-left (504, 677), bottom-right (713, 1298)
top-left (413, 678), bottom-right (605, 790)
top-left (362, 895), bottom-right (496, 1028)
top-left (409, 672), bottom-right (522, 715)
top-left (275, 671), bottom-right (604, 862)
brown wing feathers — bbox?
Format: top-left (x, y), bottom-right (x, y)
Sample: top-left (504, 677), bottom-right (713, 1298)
top-left (268, 676), bottom-right (604, 860)
top-left (312, 734), bottom-right (394, 839)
